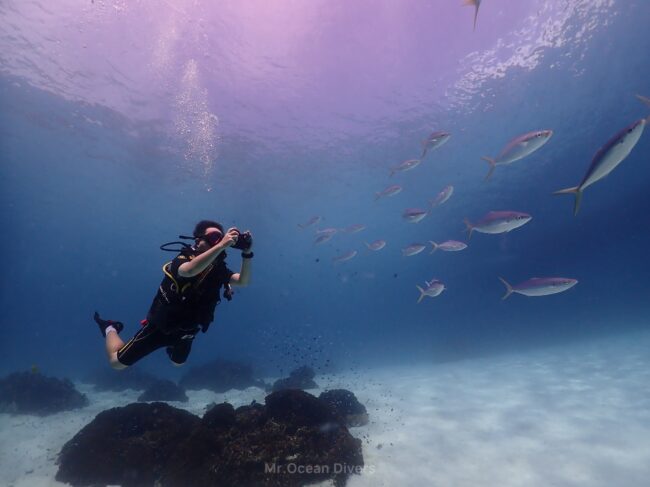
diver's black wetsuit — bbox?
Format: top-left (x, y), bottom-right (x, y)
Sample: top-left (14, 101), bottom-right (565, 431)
top-left (116, 250), bottom-right (234, 366)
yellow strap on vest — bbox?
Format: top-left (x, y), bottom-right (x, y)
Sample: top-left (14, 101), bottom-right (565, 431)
top-left (162, 262), bottom-right (192, 294)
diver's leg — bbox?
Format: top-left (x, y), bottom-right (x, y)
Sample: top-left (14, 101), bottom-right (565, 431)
top-left (114, 323), bottom-right (168, 369)
top-left (106, 331), bottom-right (127, 370)
top-left (166, 332), bottom-right (196, 367)
top-left (94, 312), bottom-right (127, 369)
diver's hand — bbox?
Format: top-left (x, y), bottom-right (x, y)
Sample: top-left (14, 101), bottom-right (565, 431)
top-left (218, 228), bottom-right (239, 249)
top-left (242, 230), bottom-right (253, 253)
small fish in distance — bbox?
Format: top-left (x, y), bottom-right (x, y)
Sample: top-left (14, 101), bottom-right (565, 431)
top-left (421, 131), bottom-right (451, 159)
top-left (464, 211), bottom-right (532, 239)
top-left (429, 240), bottom-right (467, 253)
top-left (416, 279), bottom-right (446, 303)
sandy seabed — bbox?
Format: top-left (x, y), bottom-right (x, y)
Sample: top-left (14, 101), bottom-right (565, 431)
top-left (2, 330), bottom-right (650, 487)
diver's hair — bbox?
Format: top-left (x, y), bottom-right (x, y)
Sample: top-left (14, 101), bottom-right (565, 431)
top-left (193, 220), bottom-right (224, 238)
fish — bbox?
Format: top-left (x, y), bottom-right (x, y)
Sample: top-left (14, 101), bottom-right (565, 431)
top-left (636, 94), bottom-right (650, 108)
top-left (429, 240), bottom-right (467, 253)
top-left (482, 130), bottom-right (553, 180)
top-left (416, 279), bottom-right (446, 303)
top-left (421, 131), bottom-right (451, 158)
top-left (314, 228), bottom-right (338, 244)
top-left (498, 277), bottom-right (578, 300)
top-left (298, 216), bottom-right (322, 229)
top-left (463, 211), bottom-right (532, 239)
top-left (430, 185), bottom-right (454, 207)
top-left (390, 159), bottom-right (421, 177)
top-left (402, 208), bottom-right (429, 223)
top-left (343, 223), bottom-right (366, 233)
top-left (364, 240), bottom-right (387, 251)
top-left (463, 0), bottom-right (482, 31)
top-left (375, 184), bottom-right (403, 200)
top-left (554, 118), bottom-right (647, 216)
top-left (333, 250), bottom-right (358, 263)
top-left (314, 233), bottom-right (334, 245)
top-left (402, 243), bottom-right (427, 257)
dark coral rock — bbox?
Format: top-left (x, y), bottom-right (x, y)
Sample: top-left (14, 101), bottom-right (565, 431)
top-left (137, 379), bottom-right (188, 403)
top-left (84, 367), bottom-right (159, 392)
top-left (202, 402), bottom-right (236, 429)
top-left (0, 371), bottom-right (88, 416)
top-left (57, 391), bottom-right (364, 487)
top-left (265, 389), bottom-right (334, 428)
top-left (271, 365), bottom-right (319, 392)
top-left (162, 390), bottom-right (363, 487)
top-left (319, 389), bottom-right (369, 427)
top-left (179, 358), bottom-right (265, 393)
top-left (234, 402), bottom-right (267, 431)
top-left (55, 402), bottom-right (200, 487)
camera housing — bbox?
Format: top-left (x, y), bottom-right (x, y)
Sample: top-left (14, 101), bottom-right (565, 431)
top-left (232, 230), bottom-right (252, 250)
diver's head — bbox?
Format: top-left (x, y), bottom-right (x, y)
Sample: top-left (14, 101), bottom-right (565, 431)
top-left (193, 219), bottom-right (225, 253)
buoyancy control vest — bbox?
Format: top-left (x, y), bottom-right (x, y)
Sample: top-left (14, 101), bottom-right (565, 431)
top-left (146, 248), bottom-right (234, 334)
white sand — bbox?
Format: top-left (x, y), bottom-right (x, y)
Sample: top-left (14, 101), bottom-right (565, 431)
top-left (2, 330), bottom-right (650, 487)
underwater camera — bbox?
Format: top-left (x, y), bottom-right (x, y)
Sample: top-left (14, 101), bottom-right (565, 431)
top-left (232, 230), bottom-right (252, 250)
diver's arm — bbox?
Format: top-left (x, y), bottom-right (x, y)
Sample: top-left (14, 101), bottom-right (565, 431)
top-left (229, 257), bottom-right (252, 287)
top-left (178, 229), bottom-right (238, 278)
top-left (230, 239), bottom-right (253, 287)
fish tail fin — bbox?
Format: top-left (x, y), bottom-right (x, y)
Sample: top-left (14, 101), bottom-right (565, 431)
top-left (297, 223), bottom-right (304, 229)
top-left (481, 157), bottom-right (496, 180)
top-left (416, 285), bottom-right (426, 304)
top-left (364, 242), bottom-right (371, 250)
top-left (498, 277), bottom-right (514, 300)
top-left (463, 218), bottom-right (474, 239)
top-left (429, 241), bottom-right (438, 254)
top-left (389, 168), bottom-right (396, 178)
top-left (374, 192), bottom-right (381, 201)
top-left (553, 186), bottom-right (583, 216)
top-left (463, 0), bottom-right (480, 30)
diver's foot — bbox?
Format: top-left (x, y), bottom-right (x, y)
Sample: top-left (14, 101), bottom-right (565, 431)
top-left (93, 311), bottom-right (124, 337)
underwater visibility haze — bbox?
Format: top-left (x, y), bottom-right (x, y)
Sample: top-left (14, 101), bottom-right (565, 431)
top-left (1, 1), bottom-right (650, 486)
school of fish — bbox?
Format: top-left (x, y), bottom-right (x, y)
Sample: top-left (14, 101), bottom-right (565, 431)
top-left (296, 3), bottom-right (649, 304)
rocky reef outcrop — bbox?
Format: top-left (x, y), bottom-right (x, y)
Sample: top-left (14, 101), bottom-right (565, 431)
top-left (319, 389), bottom-right (369, 427)
top-left (270, 365), bottom-right (319, 392)
top-left (0, 371), bottom-right (88, 416)
top-left (56, 389), bottom-right (366, 487)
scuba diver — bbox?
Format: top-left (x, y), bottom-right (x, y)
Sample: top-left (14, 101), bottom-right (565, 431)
top-left (93, 220), bottom-right (253, 370)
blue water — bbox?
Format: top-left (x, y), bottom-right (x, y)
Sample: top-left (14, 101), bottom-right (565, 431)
top-left (1, 1), bottom-right (649, 382)
top-left (3, 2), bottom-right (650, 486)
